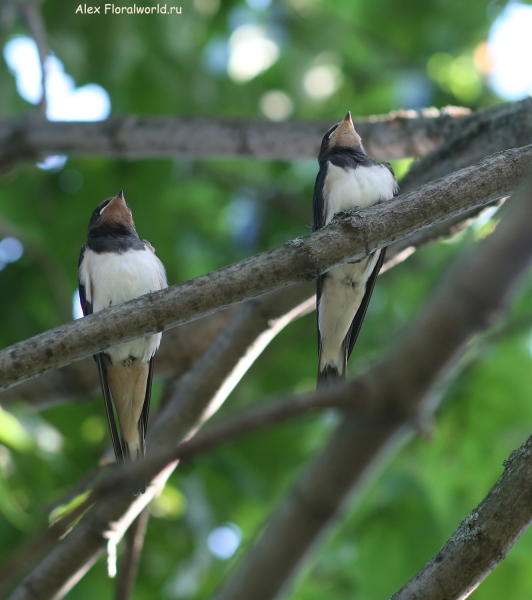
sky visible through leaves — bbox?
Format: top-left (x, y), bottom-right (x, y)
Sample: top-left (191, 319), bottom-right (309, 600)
top-left (1, 0), bottom-right (532, 598)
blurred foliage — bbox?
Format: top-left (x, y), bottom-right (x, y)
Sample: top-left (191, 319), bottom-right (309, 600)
top-left (1, 0), bottom-right (532, 598)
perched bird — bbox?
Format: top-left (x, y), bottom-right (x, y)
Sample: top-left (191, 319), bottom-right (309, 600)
top-left (78, 190), bottom-right (167, 494)
top-left (313, 112), bottom-right (398, 388)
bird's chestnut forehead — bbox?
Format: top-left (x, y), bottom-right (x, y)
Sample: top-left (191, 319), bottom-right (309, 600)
top-left (88, 196), bottom-right (133, 231)
top-left (95, 197), bottom-right (132, 214)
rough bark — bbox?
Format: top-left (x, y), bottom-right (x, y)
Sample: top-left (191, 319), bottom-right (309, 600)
top-left (114, 509), bottom-right (149, 600)
top-left (0, 306), bottom-right (237, 408)
top-left (1, 100), bottom-right (529, 175)
top-left (1, 143), bottom-right (530, 394)
top-left (401, 98), bottom-right (532, 192)
top-left (212, 179), bottom-right (532, 600)
top-left (3, 101), bottom-right (530, 409)
top-left (390, 98), bottom-right (532, 258)
top-left (0, 107), bottom-right (469, 172)
top-left (390, 435), bottom-right (532, 600)
top-left (6, 286), bottom-right (312, 600)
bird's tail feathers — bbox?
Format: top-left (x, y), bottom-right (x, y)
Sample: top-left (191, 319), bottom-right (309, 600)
top-left (120, 431), bottom-right (146, 495)
top-left (317, 347), bottom-right (346, 389)
top-left (104, 358), bottom-right (149, 495)
top-left (317, 363), bottom-right (345, 388)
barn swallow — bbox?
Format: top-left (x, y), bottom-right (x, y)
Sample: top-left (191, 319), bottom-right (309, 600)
top-left (78, 190), bottom-right (167, 494)
top-left (313, 112), bottom-right (398, 388)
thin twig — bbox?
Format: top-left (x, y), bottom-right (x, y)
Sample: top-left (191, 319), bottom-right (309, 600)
top-left (114, 508), bottom-right (150, 600)
top-left (18, 0), bottom-right (48, 115)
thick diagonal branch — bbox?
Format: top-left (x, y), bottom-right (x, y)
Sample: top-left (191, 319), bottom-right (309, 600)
top-left (6, 285), bottom-right (312, 600)
top-left (402, 98), bottom-right (532, 192)
top-left (390, 434), bottom-right (532, 600)
top-left (212, 179), bottom-right (532, 600)
top-left (1, 143), bottom-right (530, 394)
top-left (1, 100), bottom-right (519, 409)
top-left (0, 306), bottom-right (238, 408)
top-left (387, 97), bottom-right (532, 258)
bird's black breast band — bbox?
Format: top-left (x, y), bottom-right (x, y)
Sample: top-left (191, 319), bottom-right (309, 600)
top-left (87, 227), bottom-right (146, 253)
top-left (319, 147), bottom-right (379, 170)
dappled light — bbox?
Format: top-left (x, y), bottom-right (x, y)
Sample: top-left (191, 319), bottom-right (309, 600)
top-left (1, 1), bottom-right (532, 600)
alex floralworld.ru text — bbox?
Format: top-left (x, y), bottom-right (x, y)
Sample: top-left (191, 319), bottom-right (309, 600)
top-left (75, 4), bottom-right (182, 14)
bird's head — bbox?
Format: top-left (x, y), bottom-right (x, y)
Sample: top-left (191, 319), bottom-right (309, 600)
top-left (87, 190), bottom-right (136, 237)
top-left (319, 111), bottom-right (364, 159)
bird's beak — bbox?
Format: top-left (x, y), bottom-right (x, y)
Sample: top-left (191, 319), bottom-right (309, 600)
top-left (99, 190), bottom-right (132, 225)
top-left (104, 189), bottom-right (126, 210)
top-left (328, 112), bottom-right (363, 150)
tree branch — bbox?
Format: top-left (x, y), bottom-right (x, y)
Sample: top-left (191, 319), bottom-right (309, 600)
top-left (401, 98), bottom-right (532, 193)
top-left (18, 0), bottom-right (48, 115)
top-left (21, 306), bottom-right (532, 529)
top-left (386, 98), bottom-right (532, 261)
top-left (212, 178), bottom-right (532, 600)
top-left (390, 433), bottom-right (532, 600)
top-left (0, 107), bottom-right (470, 173)
top-left (0, 100), bottom-right (529, 175)
top-left (0, 306), bottom-right (238, 408)
top-left (1, 143), bottom-right (530, 394)
top-left (6, 285), bottom-right (312, 600)
top-left (114, 508), bottom-right (149, 600)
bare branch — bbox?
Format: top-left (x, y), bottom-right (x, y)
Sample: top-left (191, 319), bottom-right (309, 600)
top-left (18, 0), bottom-right (48, 115)
top-left (114, 509), bottom-right (149, 600)
top-left (0, 99), bottom-right (529, 177)
top-left (388, 98), bottom-right (532, 260)
top-left (0, 196), bottom-right (499, 410)
top-left (401, 98), bottom-right (532, 193)
top-left (0, 306), bottom-right (238, 408)
top-left (1, 143), bottom-right (530, 394)
top-left (385, 199), bottom-right (506, 265)
top-left (212, 178), bottom-right (532, 600)
top-left (390, 434), bottom-right (532, 600)
top-left (0, 107), bottom-right (470, 173)
top-left (6, 285), bottom-right (311, 600)
top-left (147, 285), bottom-right (313, 451)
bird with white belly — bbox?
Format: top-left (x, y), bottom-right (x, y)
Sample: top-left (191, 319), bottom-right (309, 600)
top-left (312, 112), bottom-right (398, 387)
top-left (78, 190), bottom-right (167, 494)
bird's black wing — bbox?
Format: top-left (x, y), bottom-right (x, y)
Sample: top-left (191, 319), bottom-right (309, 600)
top-left (132, 357), bottom-right (154, 495)
top-left (78, 244), bottom-right (124, 464)
top-left (139, 357), bottom-right (153, 456)
top-left (345, 162), bottom-right (397, 360)
top-left (344, 247), bottom-right (386, 361)
top-left (312, 164), bottom-right (328, 356)
top-left (312, 164), bottom-right (327, 233)
top-left (77, 245), bottom-right (91, 317)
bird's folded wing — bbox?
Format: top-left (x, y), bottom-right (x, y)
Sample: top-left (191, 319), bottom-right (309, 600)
top-left (345, 247), bottom-right (386, 360)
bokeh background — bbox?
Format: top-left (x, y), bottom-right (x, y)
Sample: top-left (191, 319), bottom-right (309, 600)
top-left (1, 0), bottom-right (532, 598)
